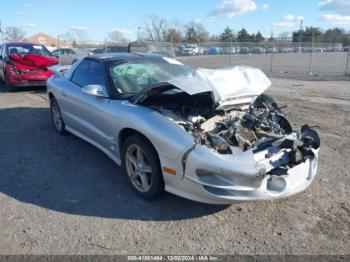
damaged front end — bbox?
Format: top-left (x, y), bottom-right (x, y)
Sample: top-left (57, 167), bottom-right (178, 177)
top-left (134, 66), bottom-right (320, 203)
top-left (155, 94), bottom-right (319, 202)
top-left (5, 54), bottom-right (58, 86)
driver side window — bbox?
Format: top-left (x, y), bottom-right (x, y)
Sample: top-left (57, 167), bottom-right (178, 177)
top-left (71, 59), bottom-right (105, 87)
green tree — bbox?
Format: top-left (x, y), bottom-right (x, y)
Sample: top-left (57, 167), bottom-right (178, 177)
top-left (292, 27), bottom-right (323, 42)
top-left (237, 28), bottom-right (251, 42)
top-left (220, 26), bottom-right (235, 42)
top-left (324, 28), bottom-right (345, 43)
top-left (255, 31), bottom-right (265, 42)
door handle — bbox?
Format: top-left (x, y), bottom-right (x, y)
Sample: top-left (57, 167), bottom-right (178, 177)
top-left (61, 91), bottom-right (68, 97)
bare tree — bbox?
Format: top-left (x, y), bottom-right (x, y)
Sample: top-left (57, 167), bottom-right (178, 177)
top-left (142, 15), bottom-right (168, 41)
top-left (278, 31), bottom-right (290, 40)
top-left (61, 31), bottom-right (76, 44)
top-left (70, 27), bottom-right (89, 44)
top-left (108, 30), bottom-right (127, 42)
top-left (4, 26), bottom-right (26, 41)
top-left (0, 21), bottom-right (4, 41)
top-left (165, 28), bottom-right (182, 43)
top-left (184, 21), bottom-right (209, 43)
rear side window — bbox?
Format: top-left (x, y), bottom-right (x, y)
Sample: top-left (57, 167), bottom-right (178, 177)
top-left (71, 59), bottom-right (105, 87)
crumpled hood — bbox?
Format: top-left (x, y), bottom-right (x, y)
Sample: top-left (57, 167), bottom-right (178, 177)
top-left (168, 66), bottom-right (271, 107)
top-left (9, 54), bottom-right (58, 70)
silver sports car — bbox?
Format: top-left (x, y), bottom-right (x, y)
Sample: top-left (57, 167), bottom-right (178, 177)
top-left (47, 53), bottom-right (320, 204)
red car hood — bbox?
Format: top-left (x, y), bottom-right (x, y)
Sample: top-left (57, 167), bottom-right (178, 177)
top-left (9, 54), bottom-right (58, 70)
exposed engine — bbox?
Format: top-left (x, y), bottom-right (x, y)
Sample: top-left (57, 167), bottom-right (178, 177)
top-left (154, 94), bottom-right (294, 155)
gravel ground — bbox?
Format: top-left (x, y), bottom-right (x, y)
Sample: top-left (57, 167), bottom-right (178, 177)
top-left (0, 77), bottom-right (349, 255)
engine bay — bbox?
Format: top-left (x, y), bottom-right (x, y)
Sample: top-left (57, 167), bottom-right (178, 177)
top-left (152, 94), bottom-right (292, 151)
top-left (148, 92), bottom-right (320, 167)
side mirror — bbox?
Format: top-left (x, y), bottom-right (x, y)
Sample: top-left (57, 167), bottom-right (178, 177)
top-left (81, 84), bottom-right (108, 98)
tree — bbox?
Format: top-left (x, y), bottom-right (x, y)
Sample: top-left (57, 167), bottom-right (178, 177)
top-left (292, 27), bottom-right (323, 42)
top-left (108, 30), bottom-right (127, 42)
top-left (4, 26), bottom-right (26, 41)
top-left (220, 26), bottom-right (235, 42)
top-left (237, 28), bottom-right (251, 42)
top-left (142, 15), bottom-right (168, 41)
top-left (278, 31), bottom-right (290, 40)
top-left (70, 27), bottom-right (89, 44)
top-left (324, 28), bottom-right (345, 43)
top-left (183, 21), bottom-right (209, 43)
top-left (61, 31), bottom-right (76, 44)
top-left (165, 28), bottom-right (182, 43)
top-left (255, 31), bottom-right (265, 42)
top-left (209, 34), bottom-right (220, 42)
top-left (0, 21), bottom-right (4, 39)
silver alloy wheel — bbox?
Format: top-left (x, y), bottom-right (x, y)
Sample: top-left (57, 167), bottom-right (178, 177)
top-left (125, 144), bottom-right (153, 192)
top-left (51, 101), bottom-right (63, 131)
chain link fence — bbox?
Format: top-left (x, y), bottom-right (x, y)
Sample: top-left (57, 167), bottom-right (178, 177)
top-left (4, 37), bottom-right (347, 78)
top-left (127, 39), bottom-right (350, 78)
top-left (346, 49), bottom-right (350, 76)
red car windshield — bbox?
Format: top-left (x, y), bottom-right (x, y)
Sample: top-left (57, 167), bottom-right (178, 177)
top-left (6, 44), bottom-right (52, 57)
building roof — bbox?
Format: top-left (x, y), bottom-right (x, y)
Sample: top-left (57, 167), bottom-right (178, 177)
top-left (26, 32), bottom-right (71, 48)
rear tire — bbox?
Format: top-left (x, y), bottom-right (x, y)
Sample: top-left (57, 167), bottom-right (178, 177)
top-left (121, 135), bottom-right (164, 200)
top-left (50, 97), bottom-right (68, 135)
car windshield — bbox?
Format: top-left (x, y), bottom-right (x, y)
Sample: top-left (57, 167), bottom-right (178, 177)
top-left (7, 44), bottom-right (52, 56)
top-left (109, 59), bottom-right (192, 94)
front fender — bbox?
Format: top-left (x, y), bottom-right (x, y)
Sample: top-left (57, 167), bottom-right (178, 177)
top-left (110, 100), bottom-right (195, 160)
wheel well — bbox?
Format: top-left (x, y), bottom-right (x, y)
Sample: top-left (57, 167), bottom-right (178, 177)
top-left (48, 92), bottom-right (54, 102)
top-left (119, 128), bottom-right (153, 152)
top-left (119, 128), bottom-right (165, 188)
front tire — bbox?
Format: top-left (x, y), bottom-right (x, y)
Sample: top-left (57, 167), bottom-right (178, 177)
top-left (50, 97), bottom-right (67, 135)
top-left (4, 73), bottom-right (16, 92)
top-left (121, 135), bottom-right (164, 200)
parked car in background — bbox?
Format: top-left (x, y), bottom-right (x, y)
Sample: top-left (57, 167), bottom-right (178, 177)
top-left (251, 47), bottom-right (266, 54)
top-left (0, 42), bottom-right (58, 91)
top-left (239, 47), bottom-right (250, 54)
top-left (302, 47), bottom-right (312, 53)
top-left (279, 47), bottom-right (293, 53)
top-left (47, 53), bottom-right (320, 204)
top-left (312, 47), bottom-right (324, 53)
top-left (324, 46), bottom-right (342, 52)
top-left (266, 47), bottom-right (278, 53)
top-left (52, 48), bottom-right (94, 65)
top-left (94, 45), bottom-right (129, 54)
top-left (181, 44), bottom-right (199, 56)
top-left (222, 47), bottom-right (236, 54)
top-left (207, 47), bottom-right (222, 55)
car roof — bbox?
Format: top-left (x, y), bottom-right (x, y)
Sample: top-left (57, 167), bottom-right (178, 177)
top-left (5, 42), bottom-right (43, 46)
top-left (88, 52), bottom-right (164, 62)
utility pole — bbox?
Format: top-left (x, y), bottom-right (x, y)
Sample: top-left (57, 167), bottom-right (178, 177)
top-left (137, 27), bottom-right (141, 41)
top-left (298, 19), bottom-right (303, 53)
top-left (308, 30), bottom-right (315, 74)
top-left (170, 28), bottom-right (174, 58)
top-left (57, 35), bottom-right (60, 58)
top-left (270, 31), bottom-right (274, 73)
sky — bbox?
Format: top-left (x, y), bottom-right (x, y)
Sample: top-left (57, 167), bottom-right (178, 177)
top-left (1, 0), bottom-right (350, 41)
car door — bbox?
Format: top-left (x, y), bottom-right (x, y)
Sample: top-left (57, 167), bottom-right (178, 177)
top-left (0, 44), bottom-right (6, 81)
top-left (61, 58), bottom-right (114, 151)
top-left (66, 49), bottom-right (77, 65)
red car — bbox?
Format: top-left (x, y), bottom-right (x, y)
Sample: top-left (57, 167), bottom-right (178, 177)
top-left (0, 42), bottom-right (58, 91)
